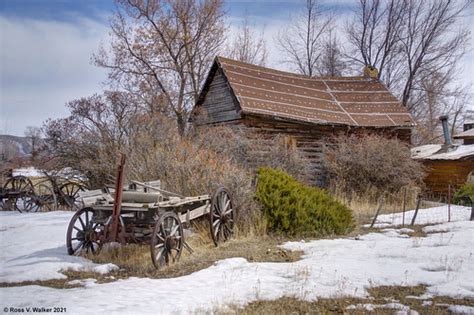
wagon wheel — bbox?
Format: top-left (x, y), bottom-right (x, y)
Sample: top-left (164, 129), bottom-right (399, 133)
top-left (209, 187), bottom-right (234, 246)
top-left (3, 176), bottom-right (35, 212)
top-left (66, 207), bottom-right (103, 255)
top-left (150, 212), bottom-right (183, 269)
top-left (29, 184), bottom-right (57, 212)
top-left (58, 182), bottom-right (85, 210)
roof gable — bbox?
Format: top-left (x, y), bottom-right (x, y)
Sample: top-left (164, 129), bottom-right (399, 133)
top-left (194, 56), bottom-right (413, 128)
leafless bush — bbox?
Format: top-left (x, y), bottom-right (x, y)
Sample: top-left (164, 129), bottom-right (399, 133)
top-left (128, 125), bottom-right (311, 233)
top-left (325, 133), bottom-right (425, 199)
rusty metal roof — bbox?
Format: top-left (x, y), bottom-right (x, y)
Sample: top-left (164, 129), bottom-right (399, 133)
top-left (214, 56), bottom-right (413, 127)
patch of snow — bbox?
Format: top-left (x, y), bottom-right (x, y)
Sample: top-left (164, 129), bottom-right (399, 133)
top-left (369, 205), bottom-right (471, 227)
top-left (411, 144), bottom-right (474, 160)
top-left (65, 263), bottom-right (119, 275)
top-left (0, 211), bottom-right (119, 283)
top-left (448, 305), bottom-right (474, 314)
top-left (0, 206), bottom-right (473, 313)
top-left (11, 167), bottom-right (44, 177)
top-left (68, 279), bottom-right (97, 287)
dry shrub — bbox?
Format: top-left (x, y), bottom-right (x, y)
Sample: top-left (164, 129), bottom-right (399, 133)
top-left (325, 133), bottom-right (425, 201)
top-left (127, 125), bottom-right (311, 235)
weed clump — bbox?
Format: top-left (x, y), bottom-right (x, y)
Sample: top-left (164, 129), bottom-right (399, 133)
top-left (255, 167), bottom-right (354, 236)
top-left (453, 182), bottom-right (474, 205)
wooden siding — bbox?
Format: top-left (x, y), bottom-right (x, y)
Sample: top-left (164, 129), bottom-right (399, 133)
top-left (194, 68), bottom-right (241, 125)
top-left (422, 159), bottom-right (474, 194)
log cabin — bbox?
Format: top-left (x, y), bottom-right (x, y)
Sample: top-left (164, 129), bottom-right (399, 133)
top-left (190, 57), bottom-right (414, 186)
top-left (412, 116), bottom-right (474, 196)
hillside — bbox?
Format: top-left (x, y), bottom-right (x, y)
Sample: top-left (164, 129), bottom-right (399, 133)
top-left (0, 134), bottom-right (33, 159)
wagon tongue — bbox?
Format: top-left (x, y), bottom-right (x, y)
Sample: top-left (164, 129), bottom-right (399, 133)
top-left (110, 154), bottom-right (126, 243)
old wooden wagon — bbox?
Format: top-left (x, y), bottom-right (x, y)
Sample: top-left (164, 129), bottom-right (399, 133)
top-left (190, 57), bottom-right (414, 186)
top-left (66, 155), bottom-right (234, 269)
top-left (1, 173), bottom-right (85, 212)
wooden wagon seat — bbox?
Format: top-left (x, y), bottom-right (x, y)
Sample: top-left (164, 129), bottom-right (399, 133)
top-left (121, 191), bottom-right (161, 204)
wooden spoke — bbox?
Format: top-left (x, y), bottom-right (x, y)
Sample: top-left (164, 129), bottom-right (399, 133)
top-left (150, 212), bottom-right (183, 269)
top-left (66, 208), bottom-right (103, 256)
top-left (210, 187), bottom-right (235, 246)
top-left (59, 182), bottom-right (85, 210)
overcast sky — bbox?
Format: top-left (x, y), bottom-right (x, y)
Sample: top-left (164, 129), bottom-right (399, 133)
top-left (1, 0), bottom-right (473, 136)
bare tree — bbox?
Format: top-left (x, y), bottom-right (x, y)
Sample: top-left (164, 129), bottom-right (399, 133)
top-left (43, 92), bottom-right (146, 186)
top-left (347, 0), bottom-right (471, 144)
top-left (24, 126), bottom-right (42, 161)
top-left (397, 0), bottom-right (470, 110)
top-left (94, 0), bottom-right (227, 135)
top-left (346, 0), bottom-right (405, 87)
top-left (317, 29), bottom-right (347, 76)
top-left (227, 16), bottom-right (268, 66)
top-left (277, 0), bottom-right (332, 77)
top-left (347, 0), bottom-right (470, 107)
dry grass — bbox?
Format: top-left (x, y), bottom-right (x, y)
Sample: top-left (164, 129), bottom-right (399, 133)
top-left (85, 229), bottom-right (302, 280)
top-left (220, 285), bottom-right (474, 314)
top-left (335, 187), bottom-right (420, 226)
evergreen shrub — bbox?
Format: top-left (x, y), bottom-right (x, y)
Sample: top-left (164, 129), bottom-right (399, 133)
top-left (255, 167), bottom-right (354, 236)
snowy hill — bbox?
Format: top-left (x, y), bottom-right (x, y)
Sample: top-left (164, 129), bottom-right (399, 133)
top-left (0, 134), bottom-right (33, 158)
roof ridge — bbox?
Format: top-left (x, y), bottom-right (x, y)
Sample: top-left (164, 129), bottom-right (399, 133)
top-left (216, 56), bottom-right (371, 82)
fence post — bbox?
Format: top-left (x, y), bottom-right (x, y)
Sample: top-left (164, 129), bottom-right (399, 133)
top-left (448, 184), bottom-right (451, 222)
top-left (402, 187), bottom-right (407, 227)
top-left (411, 194), bottom-right (422, 226)
top-left (370, 196), bottom-right (385, 228)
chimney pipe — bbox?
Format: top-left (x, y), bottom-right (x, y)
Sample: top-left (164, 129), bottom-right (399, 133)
top-left (439, 115), bottom-right (452, 146)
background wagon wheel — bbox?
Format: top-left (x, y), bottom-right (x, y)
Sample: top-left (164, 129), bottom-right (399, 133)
top-left (3, 176), bottom-right (35, 212)
top-left (59, 182), bottom-right (85, 210)
top-left (66, 207), bottom-right (103, 255)
top-left (29, 184), bottom-right (57, 212)
top-left (150, 212), bottom-right (183, 269)
top-left (209, 187), bottom-right (234, 246)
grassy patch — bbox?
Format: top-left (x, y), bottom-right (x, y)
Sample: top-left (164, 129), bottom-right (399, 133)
top-left (0, 278), bottom-right (83, 289)
top-left (0, 232), bottom-right (303, 288)
top-left (223, 285), bottom-right (473, 314)
top-left (86, 234), bottom-right (303, 280)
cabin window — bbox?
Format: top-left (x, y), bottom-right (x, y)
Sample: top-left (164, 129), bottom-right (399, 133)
top-left (283, 136), bottom-right (297, 151)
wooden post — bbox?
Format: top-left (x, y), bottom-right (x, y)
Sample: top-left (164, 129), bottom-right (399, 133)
top-left (447, 184), bottom-right (451, 222)
top-left (402, 188), bottom-right (407, 227)
top-left (411, 194), bottom-right (422, 226)
top-left (370, 196), bottom-right (385, 228)
top-left (468, 197), bottom-right (474, 221)
top-left (110, 154), bottom-right (126, 243)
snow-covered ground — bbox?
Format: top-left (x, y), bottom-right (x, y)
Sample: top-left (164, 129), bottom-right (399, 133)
top-left (0, 206), bottom-right (472, 314)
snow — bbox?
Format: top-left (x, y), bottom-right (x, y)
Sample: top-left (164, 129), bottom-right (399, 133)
top-left (0, 206), bottom-right (473, 314)
top-left (11, 167), bottom-right (44, 177)
top-left (453, 128), bottom-right (474, 139)
top-left (411, 144), bottom-right (474, 160)
top-left (448, 305), bottom-right (474, 314)
top-left (369, 204), bottom-right (472, 227)
top-left (0, 211), bottom-right (118, 283)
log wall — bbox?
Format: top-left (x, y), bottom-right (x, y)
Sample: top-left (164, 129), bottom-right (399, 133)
top-left (421, 159), bottom-right (474, 194)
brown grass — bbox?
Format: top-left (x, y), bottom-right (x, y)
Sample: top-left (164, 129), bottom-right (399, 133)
top-left (86, 231), bottom-right (302, 280)
top-left (220, 285), bottom-right (473, 314)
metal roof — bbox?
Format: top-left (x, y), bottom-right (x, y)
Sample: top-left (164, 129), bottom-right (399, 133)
top-left (454, 128), bottom-right (474, 139)
top-left (214, 56), bottom-right (413, 127)
top-left (411, 144), bottom-right (474, 160)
